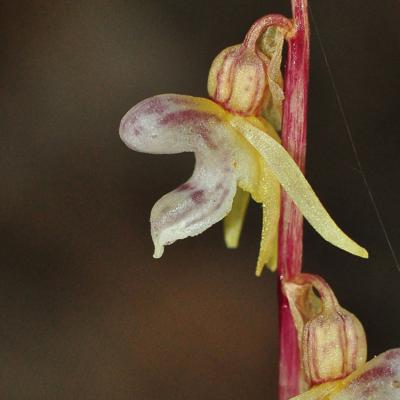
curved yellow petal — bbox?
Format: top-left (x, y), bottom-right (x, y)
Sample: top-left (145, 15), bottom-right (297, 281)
top-left (235, 117), bottom-right (280, 275)
top-left (224, 160), bottom-right (280, 276)
top-left (256, 167), bottom-right (280, 275)
top-left (244, 116), bottom-right (281, 276)
top-left (223, 188), bottom-right (250, 248)
top-left (228, 116), bottom-right (369, 259)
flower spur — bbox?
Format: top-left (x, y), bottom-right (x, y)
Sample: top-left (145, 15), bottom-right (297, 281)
top-left (119, 16), bottom-right (368, 276)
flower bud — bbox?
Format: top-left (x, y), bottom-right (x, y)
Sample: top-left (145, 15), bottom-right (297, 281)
top-left (284, 274), bottom-right (367, 387)
top-left (302, 301), bottom-right (367, 385)
top-left (207, 45), bottom-right (269, 116)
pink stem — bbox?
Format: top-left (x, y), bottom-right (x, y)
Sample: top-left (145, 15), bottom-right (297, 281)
top-left (277, 0), bottom-right (310, 399)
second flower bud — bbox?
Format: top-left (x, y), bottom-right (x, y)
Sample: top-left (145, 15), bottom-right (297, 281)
top-left (284, 273), bottom-right (367, 387)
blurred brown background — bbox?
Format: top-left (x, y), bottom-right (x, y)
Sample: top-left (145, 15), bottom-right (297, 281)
top-left (1, 1), bottom-right (399, 399)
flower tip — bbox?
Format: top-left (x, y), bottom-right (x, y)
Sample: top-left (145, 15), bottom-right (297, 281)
top-left (255, 259), bottom-right (277, 277)
top-left (255, 260), bottom-right (265, 277)
top-left (224, 236), bottom-right (238, 249)
top-left (347, 243), bottom-right (368, 259)
top-left (152, 242), bottom-right (164, 259)
top-left (360, 248), bottom-right (369, 259)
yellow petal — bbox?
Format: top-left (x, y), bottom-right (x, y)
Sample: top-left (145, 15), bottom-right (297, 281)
top-left (228, 116), bottom-right (369, 259)
top-left (223, 187), bottom-right (250, 248)
top-left (243, 117), bottom-right (281, 276)
top-left (256, 169), bottom-right (280, 275)
top-left (237, 117), bottom-right (281, 275)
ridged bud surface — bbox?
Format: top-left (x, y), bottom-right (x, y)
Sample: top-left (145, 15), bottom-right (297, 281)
top-left (207, 45), bottom-right (269, 116)
top-left (284, 274), bottom-right (367, 387)
top-left (302, 306), bottom-right (367, 385)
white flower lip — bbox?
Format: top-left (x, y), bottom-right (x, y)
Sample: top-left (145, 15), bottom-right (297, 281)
top-left (119, 94), bottom-right (257, 258)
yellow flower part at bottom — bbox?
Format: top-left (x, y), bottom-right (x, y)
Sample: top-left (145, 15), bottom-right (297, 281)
top-left (224, 115), bottom-right (281, 275)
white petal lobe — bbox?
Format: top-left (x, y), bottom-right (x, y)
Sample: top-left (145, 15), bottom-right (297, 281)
top-left (120, 94), bottom-right (256, 256)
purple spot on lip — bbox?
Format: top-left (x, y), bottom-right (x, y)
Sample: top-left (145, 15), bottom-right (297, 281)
top-left (135, 97), bottom-right (166, 116)
top-left (169, 96), bottom-right (194, 106)
top-left (385, 350), bottom-right (400, 361)
top-left (159, 110), bottom-right (217, 148)
top-left (124, 96), bottom-right (168, 136)
top-left (355, 366), bottom-right (394, 385)
top-left (188, 187), bottom-right (231, 228)
top-left (136, 95), bottom-right (193, 118)
top-left (121, 115), bottom-right (141, 137)
top-left (127, 119), bottom-right (141, 136)
top-left (191, 190), bottom-right (205, 204)
top-left (160, 109), bottom-right (206, 125)
top-left (176, 183), bottom-right (193, 192)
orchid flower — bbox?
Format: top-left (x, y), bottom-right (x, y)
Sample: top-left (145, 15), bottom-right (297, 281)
top-left (119, 16), bottom-right (367, 276)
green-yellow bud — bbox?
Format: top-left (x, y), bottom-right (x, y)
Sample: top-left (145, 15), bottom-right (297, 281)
top-left (284, 274), bottom-right (367, 387)
top-left (207, 45), bottom-right (269, 116)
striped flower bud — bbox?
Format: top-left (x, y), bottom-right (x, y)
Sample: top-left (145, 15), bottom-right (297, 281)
top-left (207, 14), bottom-right (292, 117)
top-left (207, 44), bottom-right (269, 116)
top-left (284, 274), bottom-right (367, 387)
